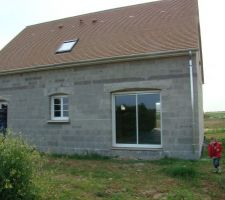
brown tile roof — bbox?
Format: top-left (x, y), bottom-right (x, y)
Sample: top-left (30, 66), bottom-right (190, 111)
top-left (0, 0), bottom-right (200, 73)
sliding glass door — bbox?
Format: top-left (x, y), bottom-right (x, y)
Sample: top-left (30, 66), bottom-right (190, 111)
top-left (113, 92), bottom-right (161, 148)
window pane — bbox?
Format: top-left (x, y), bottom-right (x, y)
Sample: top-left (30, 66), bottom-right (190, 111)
top-left (54, 98), bottom-right (61, 105)
top-left (63, 111), bottom-right (69, 117)
top-left (63, 104), bottom-right (68, 111)
top-left (54, 105), bottom-right (61, 111)
top-left (54, 111), bottom-right (61, 117)
top-left (57, 41), bottom-right (76, 53)
top-left (138, 94), bottom-right (161, 145)
top-left (115, 95), bottom-right (136, 144)
top-left (63, 97), bottom-right (68, 105)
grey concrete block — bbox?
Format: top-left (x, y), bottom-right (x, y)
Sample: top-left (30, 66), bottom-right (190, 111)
top-left (0, 55), bottom-right (204, 159)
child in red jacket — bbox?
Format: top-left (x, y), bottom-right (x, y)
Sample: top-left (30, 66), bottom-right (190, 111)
top-left (208, 137), bottom-right (223, 173)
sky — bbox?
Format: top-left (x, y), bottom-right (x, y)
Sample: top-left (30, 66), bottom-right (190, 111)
top-left (0, 0), bottom-right (225, 112)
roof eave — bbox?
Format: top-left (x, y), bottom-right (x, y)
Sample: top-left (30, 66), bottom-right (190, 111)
top-left (0, 48), bottom-right (199, 76)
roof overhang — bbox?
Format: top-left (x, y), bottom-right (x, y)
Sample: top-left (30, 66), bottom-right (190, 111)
top-left (0, 48), bottom-right (199, 76)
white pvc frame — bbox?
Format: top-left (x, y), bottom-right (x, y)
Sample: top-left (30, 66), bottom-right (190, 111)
top-left (51, 95), bottom-right (69, 121)
top-left (112, 91), bottom-right (162, 148)
top-left (0, 102), bottom-right (7, 108)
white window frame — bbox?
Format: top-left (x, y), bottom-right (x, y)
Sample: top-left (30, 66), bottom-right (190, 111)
top-left (112, 91), bottom-right (162, 149)
top-left (56, 39), bottom-right (78, 53)
top-left (51, 95), bottom-right (69, 121)
top-left (0, 102), bottom-right (8, 108)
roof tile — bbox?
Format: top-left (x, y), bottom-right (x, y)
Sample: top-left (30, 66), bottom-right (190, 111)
top-left (0, 0), bottom-right (200, 72)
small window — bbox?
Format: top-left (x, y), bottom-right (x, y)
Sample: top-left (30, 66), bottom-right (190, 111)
top-left (56, 39), bottom-right (78, 53)
top-left (0, 102), bottom-right (7, 134)
top-left (51, 96), bottom-right (69, 120)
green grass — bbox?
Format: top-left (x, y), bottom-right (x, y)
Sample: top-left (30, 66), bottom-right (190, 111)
top-left (205, 128), bottom-right (225, 134)
top-left (31, 111), bottom-right (225, 199)
top-left (34, 155), bottom-right (225, 200)
top-left (167, 188), bottom-right (195, 200)
top-left (204, 111), bottom-right (225, 120)
top-left (204, 111), bottom-right (225, 129)
top-left (164, 165), bottom-right (197, 179)
top-left (50, 152), bottom-right (112, 160)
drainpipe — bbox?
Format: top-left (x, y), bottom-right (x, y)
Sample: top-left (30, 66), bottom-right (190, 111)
top-left (189, 51), bottom-right (196, 155)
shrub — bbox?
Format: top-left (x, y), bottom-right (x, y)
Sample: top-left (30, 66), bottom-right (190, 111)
top-left (0, 133), bottom-right (41, 200)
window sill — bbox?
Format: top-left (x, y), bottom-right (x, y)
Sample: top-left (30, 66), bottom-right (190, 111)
top-left (112, 146), bottom-right (163, 151)
top-left (47, 120), bottom-right (70, 123)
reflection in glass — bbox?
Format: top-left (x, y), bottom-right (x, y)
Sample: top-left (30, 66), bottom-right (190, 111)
top-left (115, 95), bottom-right (136, 144)
top-left (114, 93), bottom-right (161, 146)
top-left (54, 111), bottom-right (61, 117)
top-left (63, 105), bottom-right (68, 111)
top-left (63, 97), bottom-right (68, 104)
top-left (63, 111), bottom-right (69, 117)
top-left (54, 99), bottom-right (60, 104)
top-left (54, 105), bottom-right (61, 111)
top-left (138, 94), bottom-right (161, 144)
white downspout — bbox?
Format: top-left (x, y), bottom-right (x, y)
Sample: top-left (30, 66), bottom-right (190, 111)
top-left (189, 51), bottom-right (196, 156)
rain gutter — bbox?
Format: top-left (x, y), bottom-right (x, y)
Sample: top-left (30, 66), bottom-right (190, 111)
top-left (0, 48), bottom-right (198, 76)
top-left (189, 50), bottom-right (196, 155)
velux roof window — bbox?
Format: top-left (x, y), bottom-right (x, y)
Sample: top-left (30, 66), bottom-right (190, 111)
top-left (56, 39), bottom-right (79, 53)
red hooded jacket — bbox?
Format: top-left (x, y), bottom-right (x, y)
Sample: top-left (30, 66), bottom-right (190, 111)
top-left (208, 141), bottom-right (223, 158)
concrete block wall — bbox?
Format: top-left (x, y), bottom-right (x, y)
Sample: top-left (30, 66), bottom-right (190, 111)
top-left (0, 54), bottom-right (204, 159)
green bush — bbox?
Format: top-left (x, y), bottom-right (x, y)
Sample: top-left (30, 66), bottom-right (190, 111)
top-left (0, 134), bottom-right (41, 200)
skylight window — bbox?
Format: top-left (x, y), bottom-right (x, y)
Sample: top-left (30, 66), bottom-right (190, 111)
top-left (56, 39), bottom-right (78, 53)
